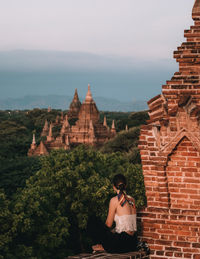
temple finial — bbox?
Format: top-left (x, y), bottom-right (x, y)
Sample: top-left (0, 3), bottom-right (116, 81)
top-left (111, 120), bottom-right (115, 129)
top-left (32, 133), bottom-right (36, 145)
top-left (30, 133), bottom-right (37, 150)
top-left (73, 88), bottom-right (79, 102)
top-left (192, 0), bottom-right (200, 21)
top-left (85, 84), bottom-right (93, 103)
top-left (103, 116), bottom-right (107, 127)
top-left (111, 120), bottom-right (116, 136)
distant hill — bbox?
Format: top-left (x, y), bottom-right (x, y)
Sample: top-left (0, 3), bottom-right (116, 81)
top-left (0, 95), bottom-right (147, 112)
top-left (0, 50), bottom-right (175, 103)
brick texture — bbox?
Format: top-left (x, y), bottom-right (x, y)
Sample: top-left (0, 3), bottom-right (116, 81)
top-left (138, 1), bottom-right (200, 258)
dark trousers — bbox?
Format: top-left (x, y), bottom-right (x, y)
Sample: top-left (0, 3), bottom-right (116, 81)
top-left (87, 216), bottom-right (138, 253)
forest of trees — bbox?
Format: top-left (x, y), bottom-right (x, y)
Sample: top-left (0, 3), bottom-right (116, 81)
top-left (0, 109), bottom-right (149, 259)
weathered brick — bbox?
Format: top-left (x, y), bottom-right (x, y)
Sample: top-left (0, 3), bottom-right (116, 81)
top-left (138, 3), bottom-right (200, 258)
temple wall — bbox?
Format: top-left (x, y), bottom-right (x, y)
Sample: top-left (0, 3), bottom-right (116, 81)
top-left (138, 1), bottom-right (200, 258)
top-left (138, 130), bottom-right (200, 258)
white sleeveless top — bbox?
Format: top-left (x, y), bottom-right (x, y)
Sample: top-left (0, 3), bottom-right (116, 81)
top-left (114, 214), bottom-right (137, 234)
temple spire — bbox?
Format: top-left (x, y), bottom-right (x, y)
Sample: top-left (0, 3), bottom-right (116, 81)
top-left (103, 116), bottom-right (107, 127)
top-left (85, 84), bottom-right (94, 103)
top-left (67, 88), bottom-right (81, 119)
top-left (49, 123), bottom-right (53, 137)
top-left (71, 88), bottom-right (80, 104)
top-left (111, 120), bottom-right (115, 130)
top-left (32, 133), bottom-right (36, 145)
top-left (73, 88), bottom-right (79, 102)
top-left (39, 141), bottom-right (48, 155)
top-left (31, 133), bottom-right (37, 150)
top-left (41, 120), bottom-right (49, 137)
top-left (111, 120), bottom-right (116, 136)
top-left (47, 123), bottom-right (53, 142)
top-left (192, 0), bottom-right (200, 20)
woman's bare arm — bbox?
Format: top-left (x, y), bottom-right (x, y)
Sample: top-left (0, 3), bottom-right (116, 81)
top-left (105, 197), bottom-right (117, 228)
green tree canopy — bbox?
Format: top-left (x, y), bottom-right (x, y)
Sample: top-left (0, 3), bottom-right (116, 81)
top-left (5, 146), bottom-right (145, 259)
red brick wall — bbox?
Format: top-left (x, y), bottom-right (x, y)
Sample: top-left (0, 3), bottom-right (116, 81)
top-left (138, 2), bottom-right (200, 258)
top-left (138, 135), bottom-right (200, 258)
top-left (167, 137), bottom-right (200, 210)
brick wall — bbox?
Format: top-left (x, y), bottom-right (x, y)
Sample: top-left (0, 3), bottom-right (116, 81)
top-left (138, 1), bottom-right (200, 258)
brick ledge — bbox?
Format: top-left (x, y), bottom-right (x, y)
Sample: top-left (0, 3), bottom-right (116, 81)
top-left (67, 251), bottom-right (149, 258)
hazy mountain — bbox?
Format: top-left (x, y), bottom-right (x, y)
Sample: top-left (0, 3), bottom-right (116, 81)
top-left (0, 95), bottom-right (148, 112)
top-left (0, 50), bottom-right (177, 102)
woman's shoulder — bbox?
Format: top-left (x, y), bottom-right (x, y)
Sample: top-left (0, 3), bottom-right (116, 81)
top-left (110, 196), bottom-right (118, 206)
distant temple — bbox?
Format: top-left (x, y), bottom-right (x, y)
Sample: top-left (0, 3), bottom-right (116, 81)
top-left (28, 85), bottom-right (116, 156)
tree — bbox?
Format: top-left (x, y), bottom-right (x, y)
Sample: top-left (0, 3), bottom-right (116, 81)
top-left (0, 190), bottom-right (13, 259)
top-left (101, 127), bottom-right (141, 163)
top-left (0, 156), bottom-right (41, 198)
top-left (8, 146), bottom-right (146, 258)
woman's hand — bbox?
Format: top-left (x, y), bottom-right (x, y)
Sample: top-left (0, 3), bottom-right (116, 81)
top-left (92, 244), bottom-right (104, 252)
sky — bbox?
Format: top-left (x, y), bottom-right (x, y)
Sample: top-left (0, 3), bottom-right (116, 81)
top-left (0, 0), bottom-right (195, 103)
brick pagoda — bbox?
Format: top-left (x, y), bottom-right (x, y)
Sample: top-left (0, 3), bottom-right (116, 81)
top-left (67, 88), bottom-right (81, 119)
top-left (28, 85), bottom-right (116, 156)
top-left (139, 1), bottom-right (200, 258)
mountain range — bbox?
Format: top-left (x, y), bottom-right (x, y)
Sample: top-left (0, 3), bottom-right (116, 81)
top-left (0, 95), bottom-right (148, 112)
top-left (0, 50), bottom-right (177, 103)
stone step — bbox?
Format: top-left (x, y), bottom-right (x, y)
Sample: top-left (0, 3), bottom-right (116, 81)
top-left (67, 251), bottom-right (149, 259)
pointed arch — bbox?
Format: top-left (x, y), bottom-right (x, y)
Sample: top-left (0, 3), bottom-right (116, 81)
top-left (161, 128), bottom-right (200, 155)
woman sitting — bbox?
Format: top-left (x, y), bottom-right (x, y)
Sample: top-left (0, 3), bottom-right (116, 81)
top-left (87, 174), bottom-right (138, 253)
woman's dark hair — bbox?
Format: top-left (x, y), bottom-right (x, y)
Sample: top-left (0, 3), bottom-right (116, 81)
top-left (113, 174), bottom-right (127, 191)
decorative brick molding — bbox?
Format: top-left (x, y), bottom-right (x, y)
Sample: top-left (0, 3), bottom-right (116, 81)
top-left (139, 1), bottom-right (200, 258)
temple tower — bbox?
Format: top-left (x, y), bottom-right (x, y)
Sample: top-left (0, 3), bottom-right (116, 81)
top-left (39, 141), bottom-right (49, 155)
top-left (28, 133), bottom-right (37, 156)
top-left (139, 1), bottom-right (200, 258)
top-left (67, 88), bottom-right (81, 119)
top-left (28, 85), bottom-right (116, 155)
top-left (47, 123), bottom-right (54, 142)
top-left (103, 116), bottom-right (107, 127)
top-left (110, 120), bottom-right (116, 136)
top-left (77, 84), bottom-right (99, 124)
top-left (41, 120), bottom-right (49, 137)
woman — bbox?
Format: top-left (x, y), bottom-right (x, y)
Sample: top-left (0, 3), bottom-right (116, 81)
top-left (87, 174), bottom-right (138, 253)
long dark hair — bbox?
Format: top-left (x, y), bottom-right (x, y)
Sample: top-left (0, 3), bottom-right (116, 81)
top-left (113, 174), bottom-right (127, 192)
top-left (113, 174), bottom-right (135, 208)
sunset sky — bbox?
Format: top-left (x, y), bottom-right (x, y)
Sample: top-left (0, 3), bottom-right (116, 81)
top-left (0, 0), bottom-right (195, 102)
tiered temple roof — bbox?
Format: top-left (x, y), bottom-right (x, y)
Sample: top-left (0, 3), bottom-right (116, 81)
top-left (28, 85), bottom-right (116, 156)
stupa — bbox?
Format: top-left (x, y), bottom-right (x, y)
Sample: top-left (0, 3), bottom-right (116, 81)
top-left (28, 85), bottom-right (116, 156)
